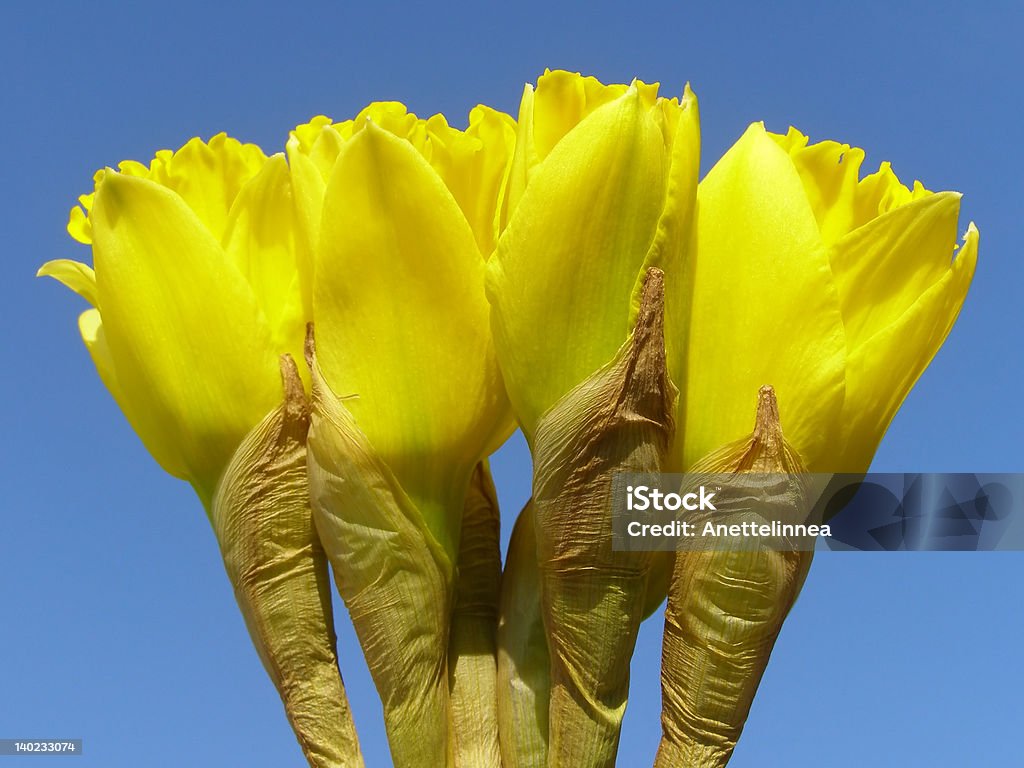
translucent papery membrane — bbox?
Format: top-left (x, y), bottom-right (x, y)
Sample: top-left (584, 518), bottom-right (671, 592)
top-left (67, 133), bottom-right (268, 245)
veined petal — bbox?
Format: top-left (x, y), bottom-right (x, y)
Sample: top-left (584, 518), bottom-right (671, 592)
top-left (306, 349), bottom-right (454, 767)
top-left (314, 122), bottom-right (507, 554)
top-left (291, 104), bottom-right (516, 262)
top-left (425, 105), bottom-right (516, 258)
top-left (502, 70), bottom-right (662, 223)
top-left (91, 171), bottom-right (281, 500)
top-left (684, 123), bottom-right (846, 471)
top-left (839, 224), bottom-right (978, 469)
top-left (640, 83), bottom-right (700, 407)
top-left (77, 308), bottom-right (192, 478)
top-left (771, 128), bottom-right (932, 245)
top-left (829, 191), bottom-right (962, 350)
top-left (222, 154), bottom-right (308, 379)
top-left (530, 69), bottom-right (634, 162)
top-left (487, 86), bottom-right (669, 438)
top-left (144, 133), bottom-right (268, 241)
top-left (37, 259), bottom-right (98, 307)
top-left (500, 83), bottom-right (535, 232)
top-left (69, 135), bottom-right (268, 248)
top-left (78, 309), bottom-right (119, 400)
top-left (286, 135), bottom-right (328, 318)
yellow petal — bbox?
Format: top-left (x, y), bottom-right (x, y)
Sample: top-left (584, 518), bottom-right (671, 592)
top-left (487, 86), bottom-right (669, 437)
top-left (642, 83), bottom-right (700, 400)
top-left (90, 171), bottom-right (281, 499)
top-left (771, 127), bottom-right (932, 245)
top-left (78, 309), bottom-right (118, 398)
top-left (314, 122), bottom-right (508, 551)
top-left (500, 83), bottom-right (535, 228)
top-left (222, 154), bottom-right (308, 379)
top-left (684, 123), bottom-right (846, 471)
top-left (285, 136), bottom-right (328, 318)
top-left (426, 105), bottom-right (516, 258)
top-left (292, 104), bottom-right (516, 263)
top-left (839, 224), bottom-right (978, 469)
top-left (37, 259), bottom-right (98, 307)
top-left (530, 70), bottom-right (632, 162)
top-left (77, 307), bottom-right (190, 481)
top-left (67, 136), bottom-right (268, 249)
top-left (144, 133), bottom-right (268, 242)
top-left (67, 194), bottom-right (95, 244)
top-left (829, 191), bottom-right (962, 349)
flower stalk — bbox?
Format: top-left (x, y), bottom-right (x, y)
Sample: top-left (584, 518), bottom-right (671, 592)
top-left (496, 501), bottom-right (550, 768)
top-left (448, 462), bottom-right (503, 768)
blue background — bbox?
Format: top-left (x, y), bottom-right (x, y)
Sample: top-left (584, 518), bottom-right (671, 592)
top-left (2, 1), bottom-right (1022, 765)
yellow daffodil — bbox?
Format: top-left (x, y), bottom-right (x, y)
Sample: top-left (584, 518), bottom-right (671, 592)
top-left (489, 70), bottom-right (699, 441)
top-left (40, 134), bottom-right (306, 501)
top-left (291, 103), bottom-right (515, 768)
top-left (487, 70), bottom-right (700, 767)
top-left (682, 123), bottom-right (977, 473)
top-left (488, 70), bottom-right (977, 768)
top-left (38, 135), bottom-right (362, 767)
top-left (657, 125), bottom-right (977, 765)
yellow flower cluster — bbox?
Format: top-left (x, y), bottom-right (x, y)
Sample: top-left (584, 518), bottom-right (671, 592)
top-left (40, 70), bottom-right (977, 768)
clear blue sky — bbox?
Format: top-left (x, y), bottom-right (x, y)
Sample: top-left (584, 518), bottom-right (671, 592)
top-left (3, 1), bottom-right (1022, 765)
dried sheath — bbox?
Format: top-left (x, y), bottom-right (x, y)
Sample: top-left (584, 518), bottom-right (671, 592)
top-left (305, 336), bottom-right (455, 768)
top-left (210, 355), bottom-right (363, 768)
top-left (656, 386), bottom-right (812, 767)
top-left (532, 267), bottom-right (678, 767)
top-left (496, 505), bottom-right (674, 768)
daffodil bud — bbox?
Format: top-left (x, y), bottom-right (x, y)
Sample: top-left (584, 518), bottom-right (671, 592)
top-left (657, 386), bottom-right (811, 768)
top-left (305, 333), bottom-right (455, 768)
top-left (295, 102), bottom-right (516, 767)
top-left (39, 135), bottom-right (359, 765)
top-left (531, 268), bottom-right (677, 767)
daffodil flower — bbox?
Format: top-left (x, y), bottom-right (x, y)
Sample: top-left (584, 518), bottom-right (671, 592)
top-left (679, 123), bottom-right (977, 474)
top-left (38, 135), bottom-right (362, 767)
top-left (487, 70), bottom-right (700, 767)
top-left (290, 103), bottom-right (515, 768)
top-left (655, 124), bottom-right (978, 766)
